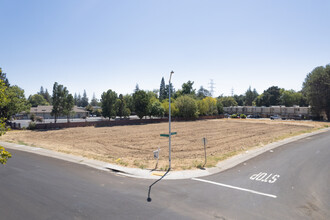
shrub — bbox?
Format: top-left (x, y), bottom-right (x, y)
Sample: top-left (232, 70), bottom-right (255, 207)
top-left (30, 114), bottom-right (36, 122)
top-left (36, 116), bottom-right (43, 122)
top-left (240, 114), bottom-right (247, 119)
top-left (28, 122), bottom-right (36, 130)
top-left (231, 114), bottom-right (238, 118)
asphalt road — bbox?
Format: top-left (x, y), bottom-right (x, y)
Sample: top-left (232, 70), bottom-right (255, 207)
top-left (0, 130), bottom-right (329, 219)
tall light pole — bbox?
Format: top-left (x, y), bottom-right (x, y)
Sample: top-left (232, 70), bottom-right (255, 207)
top-left (168, 71), bottom-right (174, 170)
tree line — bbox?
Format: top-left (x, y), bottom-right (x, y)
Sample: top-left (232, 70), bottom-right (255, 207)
top-left (0, 63), bottom-right (329, 122)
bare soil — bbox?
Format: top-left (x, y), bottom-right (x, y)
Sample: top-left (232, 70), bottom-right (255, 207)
top-left (1, 119), bottom-right (328, 170)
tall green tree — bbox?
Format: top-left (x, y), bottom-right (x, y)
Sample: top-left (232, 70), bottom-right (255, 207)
top-left (90, 93), bottom-right (99, 106)
top-left (124, 94), bottom-right (134, 113)
top-left (245, 86), bottom-right (259, 106)
top-left (197, 86), bottom-right (211, 99)
top-left (234, 94), bottom-right (245, 106)
top-left (28, 94), bottom-right (49, 107)
top-left (133, 90), bottom-right (149, 119)
top-left (175, 95), bottom-right (198, 119)
top-left (181, 80), bottom-right (196, 95)
top-left (63, 93), bottom-right (74, 122)
top-left (51, 82), bottom-right (72, 123)
top-left (303, 65), bottom-right (330, 120)
top-left (256, 86), bottom-right (281, 107)
top-left (150, 99), bottom-right (165, 118)
top-left (0, 85), bottom-right (30, 120)
top-left (81, 90), bottom-right (89, 107)
top-left (116, 94), bottom-right (130, 118)
top-left (159, 77), bottom-right (166, 102)
top-left (101, 89), bottom-right (118, 120)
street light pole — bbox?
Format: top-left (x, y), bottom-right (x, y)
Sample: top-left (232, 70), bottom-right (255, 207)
top-left (169, 71), bottom-right (174, 170)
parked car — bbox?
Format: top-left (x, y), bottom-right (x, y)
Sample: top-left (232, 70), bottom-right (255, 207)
top-left (270, 115), bottom-right (281, 120)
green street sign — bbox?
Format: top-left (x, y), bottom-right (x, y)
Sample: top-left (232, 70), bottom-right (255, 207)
top-left (160, 132), bottom-right (177, 137)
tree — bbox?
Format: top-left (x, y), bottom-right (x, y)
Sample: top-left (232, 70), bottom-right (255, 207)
top-left (303, 65), bottom-right (330, 120)
top-left (234, 94), bottom-right (245, 106)
top-left (0, 78), bottom-right (11, 164)
top-left (90, 93), bottom-right (99, 106)
top-left (63, 93), bottom-right (74, 122)
top-left (219, 96), bottom-right (238, 107)
top-left (0, 68), bottom-right (10, 86)
top-left (74, 93), bottom-right (78, 105)
top-left (150, 100), bottom-right (165, 118)
top-left (51, 82), bottom-right (62, 123)
top-left (197, 99), bottom-right (208, 115)
top-left (77, 93), bottom-right (82, 107)
top-left (279, 89), bottom-right (304, 107)
top-left (135, 84), bottom-right (140, 92)
top-left (245, 86), bottom-right (259, 106)
top-left (216, 99), bottom-right (224, 114)
top-left (256, 86), bottom-right (281, 107)
top-left (0, 85), bottom-right (30, 120)
top-left (44, 89), bottom-right (52, 104)
top-left (51, 82), bottom-right (72, 123)
top-left (124, 94), bottom-right (134, 113)
top-left (175, 95), bottom-right (198, 119)
top-left (116, 94), bottom-right (130, 118)
top-left (197, 86), bottom-right (211, 99)
top-left (133, 90), bottom-right (149, 119)
top-left (159, 77), bottom-right (166, 102)
top-left (203, 97), bottom-right (218, 115)
top-left (81, 90), bottom-right (89, 107)
top-left (165, 83), bottom-right (174, 98)
top-left (101, 89), bottom-right (118, 120)
top-left (162, 99), bottom-right (179, 117)
top-left (28, 94), bottom-right (49, 107)
top-left (181, 80), bottom-right (196, 95)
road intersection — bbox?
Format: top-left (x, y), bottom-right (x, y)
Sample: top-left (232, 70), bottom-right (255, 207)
top-left (0, 129), bottom-right (329, 219)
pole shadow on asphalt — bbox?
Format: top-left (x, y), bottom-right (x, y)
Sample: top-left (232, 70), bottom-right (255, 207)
top-left (147, 168), bottom-right (170, 202)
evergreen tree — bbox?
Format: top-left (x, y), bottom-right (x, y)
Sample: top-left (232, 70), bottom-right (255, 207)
top-left (135, 84), bottom-right (140, 92)
top-left (44, 89), bottom-right (52, 104)
top-left (90, 93), bottom-right (98, 106)
top-left (81, 90), bottom-right (89, 107)
top-left (74, 93), bottom-right (78, 105)
top-left (159, 77), bottom-right (166, 101)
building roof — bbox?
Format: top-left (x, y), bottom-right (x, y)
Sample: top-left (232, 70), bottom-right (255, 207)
top-left (30, 106), bottom-right (88, 114)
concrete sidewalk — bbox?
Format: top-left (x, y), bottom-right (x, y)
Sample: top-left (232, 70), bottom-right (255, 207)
top-left (1, 127), bottom-right (329, 180)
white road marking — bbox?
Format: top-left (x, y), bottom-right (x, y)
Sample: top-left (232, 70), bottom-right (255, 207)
top-left (191, 178), bottom-right (277, 199)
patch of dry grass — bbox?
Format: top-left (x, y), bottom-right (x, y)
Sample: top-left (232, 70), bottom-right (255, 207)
top-left (1, 119), bottom-right (328, 170)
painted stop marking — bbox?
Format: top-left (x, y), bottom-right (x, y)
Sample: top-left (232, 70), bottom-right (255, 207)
top-left (250, 172), bottom-right (280, 183)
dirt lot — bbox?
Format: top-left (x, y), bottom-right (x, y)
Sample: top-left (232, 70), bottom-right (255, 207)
top-left (1, 119), bottom-right (329, 170)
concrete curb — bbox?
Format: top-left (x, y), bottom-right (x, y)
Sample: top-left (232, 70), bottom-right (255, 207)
top-left (1, 127), bottom-right (329, 180)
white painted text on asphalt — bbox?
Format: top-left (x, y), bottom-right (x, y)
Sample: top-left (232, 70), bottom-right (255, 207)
top-left (250, 172), bottom-right (280, 183)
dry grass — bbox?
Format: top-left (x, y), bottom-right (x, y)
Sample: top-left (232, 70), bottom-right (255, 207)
top-left (1, 119), bottom-right (328, 170)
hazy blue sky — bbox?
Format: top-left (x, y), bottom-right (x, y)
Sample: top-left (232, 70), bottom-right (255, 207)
top-left (1, 0), bottom-right (329, 100)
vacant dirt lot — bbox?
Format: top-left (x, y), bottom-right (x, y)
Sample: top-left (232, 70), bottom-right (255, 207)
top-left (1, 119), bottom-right (328, 170)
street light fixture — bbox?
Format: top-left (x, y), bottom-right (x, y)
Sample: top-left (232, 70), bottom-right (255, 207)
top-left (168, 71), bottom-right (174, 170)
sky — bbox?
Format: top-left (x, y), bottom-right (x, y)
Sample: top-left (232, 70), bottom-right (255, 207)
top-left (1, 0), bottom-right (330, 100)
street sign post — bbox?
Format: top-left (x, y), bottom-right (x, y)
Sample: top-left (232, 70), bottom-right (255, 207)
top-left (203, 137), bottom-right (207, 167)
top-left (153, 147), bottom-right (160, 169)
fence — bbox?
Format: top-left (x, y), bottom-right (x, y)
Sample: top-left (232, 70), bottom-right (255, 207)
top-left (33, 115), bottom-right (224, 130)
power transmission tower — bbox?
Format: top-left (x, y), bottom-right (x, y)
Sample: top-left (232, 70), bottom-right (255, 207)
top-left (231, 87), bottom-right (234, 97)
top-left (208, 79), bottom-right (215, 97)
